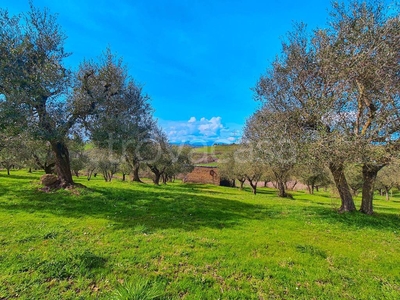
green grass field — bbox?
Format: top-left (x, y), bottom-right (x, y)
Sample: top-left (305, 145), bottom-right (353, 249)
top-left (190, 145), bottom-right (238, 155)
top-left (0, 170), bottom-right (399, 299)
top-left (190, 145), bottom-right (237, 167)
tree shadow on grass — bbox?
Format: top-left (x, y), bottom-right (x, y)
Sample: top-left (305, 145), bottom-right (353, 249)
top-left (253, 188), bottom-right (279, 196)
top-left (1, 175), bottom-right (398, 233)
top-left (0, 183), bottom-right (282, 232)
top-left (0, 183), bottom-right (9, 198)
top-left (303, 203), bottom-right (400, 232)
top-left (0, 173), bottom-right (43, 181)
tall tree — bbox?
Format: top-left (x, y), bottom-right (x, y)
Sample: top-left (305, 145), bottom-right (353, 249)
top-left (254, 23), bottom-right (357, 210)
top-left (75, 50), bottom-right (156, 183)
top-left (320, 1), bottom-right (400, 214)
top-left (254, 1), bottom-right (400, 213)
top-left (0, 5), bottom-right (153, 188)
top-left (0, 4), bottom-right (74, 186)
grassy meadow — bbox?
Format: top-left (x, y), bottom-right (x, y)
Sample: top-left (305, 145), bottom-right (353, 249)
top-left (0, 170), bottom-right (399, 299)
top-left (190, 145), bottom-right (237, 167)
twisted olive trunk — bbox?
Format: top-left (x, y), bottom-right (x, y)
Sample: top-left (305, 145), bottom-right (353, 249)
top-left (50, 141), bottom-right (74, 187)
top-left (247, 177), bottom-right (258, 195)
top-left (329, 162), bottom-right (356, 212)
top-left (360, 164), bottom-right (384, 215)
top-left (276, 180), bottom-right (287, 198)
top-left (131, 161), bottom-right (143, 183)
top-left (238, 178), bottom-right (245, 190)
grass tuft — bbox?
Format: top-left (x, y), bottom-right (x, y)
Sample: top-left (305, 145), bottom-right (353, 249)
top-left (111, 278), bottom-right (165, 300)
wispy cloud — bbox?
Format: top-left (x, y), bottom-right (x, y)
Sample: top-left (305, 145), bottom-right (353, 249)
top-left (159, 116), bottom-right (242, 145)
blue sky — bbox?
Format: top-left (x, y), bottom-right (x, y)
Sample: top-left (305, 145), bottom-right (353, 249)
top-left (3, 0), bottom-right (344, 144)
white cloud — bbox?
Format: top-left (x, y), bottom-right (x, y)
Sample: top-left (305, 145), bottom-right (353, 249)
top-left (158, 116), bottom-right (242, 145)
top-left (198, 116), bottom-right (223, 136)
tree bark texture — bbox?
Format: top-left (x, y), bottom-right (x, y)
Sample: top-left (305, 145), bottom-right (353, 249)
top-left (153, 171), bottom-right (161, 185)
top-left (247, 178), bottom-right (258, 195)
top-left (131, 162), bottom-right (143, 183)
top-left (87, 169), bottom-right (94, 181)
top-left (44, 163), bottom-right (55, 174)
top-left (360, 163), bottom-right (384, 215)
top-left (329, 162), bottom-right (356, 212)
top-left (147, 164), bottom-right (164, 185)
top-left (385, 187), bottom-right (390, 201)
top-left (51, 141), bottom-right (74, 187)
top-left (384, 187), bottom-right (390, 201)
top-left (277, 180), bottom-right (287, 197)
top-left (238, 179), bottom-right (245, 190)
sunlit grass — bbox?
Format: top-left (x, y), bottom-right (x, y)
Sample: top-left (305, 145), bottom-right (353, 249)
top-left (0, 170), bottom-right (399, 299)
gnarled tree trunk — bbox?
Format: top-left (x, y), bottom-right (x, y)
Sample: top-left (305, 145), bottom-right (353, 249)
top-left (273, 170), bottom-right (288, 198)
top-left (87, 168), bottom-right (95, 181)
top-left (152, 170), bottom-right (161, 185)
top-left (277, 180), bottom-right (287, 197)
top-left (329, 162), bottom-right (356, 212)
top-left (147, 164), bottom-right (165, 185)
top-left (238, 178), bottom-right (245, 190)
top-left (307, 184), bottom-right (312, 195)
top-left (50, 141), bottom-right (74, 187)
top-left (246, 177), bottom-right (258, 195)
top-left (44, 163), bottom-right (55, 174)
top-left (384, 186), bottom-right (390, 201)
top-left (132, 162), bottom-right (143, 183)
top-left (360, 163), bottom-right (384, 215)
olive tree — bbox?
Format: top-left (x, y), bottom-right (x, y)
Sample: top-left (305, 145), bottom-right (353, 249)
top-left (0, 5), bottom-right (154, 188)
top-left (319, 1), bottom-right (400, 214)
top-left (84, 147), bottom-right (119, 182)
top-left (0, 5), bottom-right (74, 186)
top-left (254, 23), bottom-right (357, 210)
top-left (243, 108), bottom-right (302, 197)
top-left (254, 1), bottom-right (399, 213)
top-left (144, 128), bottom-right (174, 185)
top-left (162, 145), bottom-right (194, 184)
top-left (218, 152), bottom-right (246, 190)
top-left (24, 139), bottom-right (55, 174)
top-left (75, 50), bottom-right (156, 183)
top-left (295, 162), bottom-right (331, 194)
top-left (0, 135), bottom-right (29, 175)
top-left (375, 160), bottom-right (400, 201)
top-left (68, 135), bottom-right (88, 177)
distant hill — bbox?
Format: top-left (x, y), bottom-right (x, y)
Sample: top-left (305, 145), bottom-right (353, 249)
top-left (170, 141), bottom-right (233, 147)
top-left (190, 144), bottom-right (238, 166)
